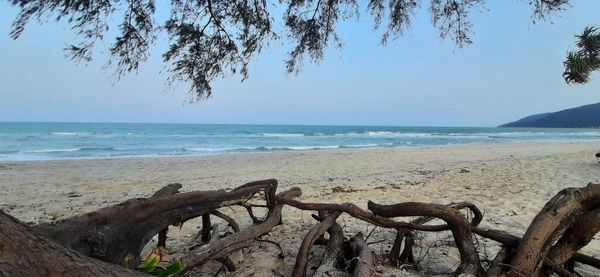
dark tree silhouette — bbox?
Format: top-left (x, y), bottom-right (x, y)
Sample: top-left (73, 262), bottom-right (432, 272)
top-left (564, 26), bottom-right (600, 84)
top-left (8, 0), bottom-right (569, 100)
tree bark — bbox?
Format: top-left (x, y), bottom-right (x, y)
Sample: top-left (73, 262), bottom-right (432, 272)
top-left (151, 183), bottom-right (182, 248)
top-left (180, 187), bottom-right (301, 273)
top-left (279, 198), bottom-right (454, 232)
top-left (32, 179), bottom-right (277, 266)
top-left (201, 214), bottom-right (212, 242)
top-left (485, 247), bottom-right (510, 277)
top-left (211, 210), bottom-right (240, 233)
top-left (367, 201), bottom-right (484, 276)
top-left (472, 226), bottom-right (600, 273)
top-left (398, 232), bottom-right (415, 264)
top-left (348, 233), bottom-right (374, 277)
top-left (292, 211), bottom-right (341, 277)
top-left (151, 183), bottom-right (183, 197)
top-left (508, 183), bottom-right (600, 276)
top-left (388, 201), bottom-right (482, 266)
top-left (0, 211), bottom-right (145, 277)
top-left (547, 207), bottom-right (600, 271)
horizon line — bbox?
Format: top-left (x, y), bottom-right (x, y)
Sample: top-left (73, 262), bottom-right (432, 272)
top-left (0, 120), bottom-right (501, 128)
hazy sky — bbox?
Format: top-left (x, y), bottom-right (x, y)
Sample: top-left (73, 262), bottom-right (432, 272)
top-left (1, 1), bottom-right (599, 127)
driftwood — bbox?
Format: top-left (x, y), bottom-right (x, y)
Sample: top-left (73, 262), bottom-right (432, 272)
top-left (180, 187), bottom-right (301, 273)
top-left (201, 214), bottom-right (212, 242)
top-left (313, 211), bottom-right (346, 276)
top-left (472, 226), bottom-right (600, 270)
top-left (277, 183), bottom-right (600, 276)
top-left (485, 247), bottom-right (511, 277)
top-left (0, 180), bottom-right (599, 277)
top-left (387, 202), bottom-right (483, 267)
top-left (151, 183), bottom-right (183, 248)
top-left (367, 201), bottom-right (484, 275)
top-left (508, 183), bottom-right (600, 276)
top-left (32, 179), bottom-right (277, 266)
top-left (211, 210), bottom-right (241, 233)
top-left (348, 233), bottom-right (375, 277)
top-left (0, 211), bottom-right (145, 277)
top-left (547, 207), bottom-right (600, 272)
top-left (293, 211), bottom-right (341, 277)
top-left (278, 198), bottom-right (486, 275)
top-left (278, 198), bottom-right (457, 232)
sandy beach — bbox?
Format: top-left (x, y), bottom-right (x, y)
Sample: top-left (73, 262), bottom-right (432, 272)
top-left (1, 141), bottom-right (599, 275)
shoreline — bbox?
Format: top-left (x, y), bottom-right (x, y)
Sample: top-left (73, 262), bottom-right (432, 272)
top-left (1, 141), bottom-right (599, 275)
top-left (3, 140), bottom-right (599, 222)
top-left (2, 139), bottom-right (599, 163)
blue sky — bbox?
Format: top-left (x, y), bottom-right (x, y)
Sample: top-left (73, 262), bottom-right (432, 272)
top-left (1, 1), bottom-right (599, 127)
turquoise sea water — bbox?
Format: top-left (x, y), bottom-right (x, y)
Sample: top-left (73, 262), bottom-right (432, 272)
top-left (1, 122), bottom-right (599, 161)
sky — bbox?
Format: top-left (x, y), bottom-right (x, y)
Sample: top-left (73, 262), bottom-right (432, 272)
top-left (1, 1), bottom-right (599, 127)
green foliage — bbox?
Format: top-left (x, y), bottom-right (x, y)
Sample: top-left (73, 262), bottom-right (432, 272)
top-left (135, 250), bottom-right (183, 277)
top-left (564, 26), bottom-right (600, 84)
top-left (136, 251), bottom-right (162, 273)
top-left (151, 260), bottom-right (184, 277)
top-left (7, 0), bottom-right (570, 100)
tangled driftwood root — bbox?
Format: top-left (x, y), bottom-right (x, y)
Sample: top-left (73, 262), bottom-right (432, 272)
top-left (0, 180), bottom-right (599, 277)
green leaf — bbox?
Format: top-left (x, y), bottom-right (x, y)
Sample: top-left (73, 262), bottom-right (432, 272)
top-left (136, 252), bottom-right (162, 273)
top-left (153, 260), bottom-right (184, 277)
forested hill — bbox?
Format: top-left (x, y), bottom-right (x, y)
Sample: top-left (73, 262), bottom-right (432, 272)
top-left (500, 102), bottom-right (600, 128)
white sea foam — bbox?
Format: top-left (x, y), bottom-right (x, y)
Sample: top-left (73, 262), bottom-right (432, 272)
top-left (367, 131), bottom-right (433, 137)
top-left (332, 131), bottom-right (435, 138)
top-left (285, 145), bottom-right (340, 150)
top-left (342, 144), bottom-right (379, 148)
top-left (186, 147), bottom-right (242, 152)
top-left (51, 132), bottom-right (94, 136)
top-left (21, 148), bottom-right (81, 153)
top-left (261, 133), bottom-right (305, 137)
top-left (166, 134), bottom-right (208, 138)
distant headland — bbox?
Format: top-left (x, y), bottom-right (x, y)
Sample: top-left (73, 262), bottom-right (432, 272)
top-left (500, 102), bottom-right (600, 128)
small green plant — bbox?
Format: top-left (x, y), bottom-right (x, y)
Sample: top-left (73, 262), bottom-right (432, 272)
top-left (135, 250), bottom-right (184, 277)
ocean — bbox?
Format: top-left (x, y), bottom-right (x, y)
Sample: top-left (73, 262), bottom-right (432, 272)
top-left (0, 122), bottom-right (599, 161)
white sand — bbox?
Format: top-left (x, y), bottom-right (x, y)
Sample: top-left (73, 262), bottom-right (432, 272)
top-left (1, 141), bottom-right (599, 275)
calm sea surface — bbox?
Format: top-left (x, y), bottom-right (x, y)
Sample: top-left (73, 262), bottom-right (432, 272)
top-left (1, 122), bottom-right (599, 161)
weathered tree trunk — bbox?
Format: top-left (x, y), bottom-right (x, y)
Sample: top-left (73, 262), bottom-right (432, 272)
top-left (278, 198), bottom-right (455, 232)
top-left (398, 232), bottom-right (415, 264)
top-left (0, 211), bottom-right (145, 277)
top-left (32, 179), bottom-right (277, 266)
top-left (151, 183), bottom-right (183, 197)
top-left (151, 183), bottom-right (182, 248)
top-left (388, 202), bottom-right (482, 266)
top-left (292, 211), bottom-right (341, 277)
top-left (472, 226), bottom-right (600, 272)
top-left (367, 201), bottom-right (484, 276)
top-left (211, 210), bottom-right (240, 233)
top-left (508, 183), bottom-right (600, 276)
top-left (209, 224), bottom-right (237, 272)
top-left (201, 214), bottom-right (212, 242)
top-left (348, 233), bottom-right (374, 277)
top-left (180, 187), bottom-right (301, 273)
top-left (485, 247), bottom-right (511, 277)
top-left (313, 211), bottom-right (346, 276)
top-left (547, 208), bottom-right (600, 270)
